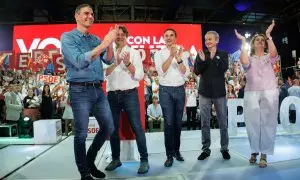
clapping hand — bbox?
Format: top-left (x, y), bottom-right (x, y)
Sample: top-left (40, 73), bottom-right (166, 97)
top-left (197, 50), bottom-right (205, 61)
top-left (175, 46), bottom-right (183, 62)
top-left (122, 52), bottom-right (131, 66)
top-left (104, 24), bottom-right (119, 45)
top-left (170, 45), bottom-right (178, 58)
top-left (115, 48), bottom-right (123, 65)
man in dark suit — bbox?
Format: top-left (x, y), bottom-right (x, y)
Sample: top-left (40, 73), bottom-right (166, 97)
top-left (194, 31), bottom-right (230, 160)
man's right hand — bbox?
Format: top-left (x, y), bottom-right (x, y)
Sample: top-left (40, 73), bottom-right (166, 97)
top-left (198, 50), bottom-right (205, 61)
top-left (170, 45), bottom-right (178, 58)
top-left (103, 25), bottom-right (119, 46)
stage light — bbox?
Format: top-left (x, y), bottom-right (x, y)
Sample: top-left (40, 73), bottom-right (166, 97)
top-left (234, 1), bottom-right (252, 12)
top-left (24, 117), bottom-right (30, 121)
top-left (18, 116), bottom-right (33, 138)
top-left (245, 33), bottom-right (251, 38)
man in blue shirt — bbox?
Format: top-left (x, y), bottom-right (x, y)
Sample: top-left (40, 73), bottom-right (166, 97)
top-left (61, 4), bottom-right (116, 180)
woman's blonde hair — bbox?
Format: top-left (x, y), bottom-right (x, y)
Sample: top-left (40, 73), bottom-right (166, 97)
top-left (249, 33), bottom-right (268, 56)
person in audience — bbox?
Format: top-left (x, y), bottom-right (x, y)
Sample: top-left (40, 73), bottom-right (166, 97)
top-left (194, 30), bottom-right (230, 161)
top-left (226, 84), bottom-right (237, 99)
top-left (235, 20), bottom-right (278, 168)
top-left (154, 28), bottom-right (190, 167)
top-left (61, 4), bottom-right (116, 180)
top-left (278, 77), bottom-right (288, 123)
top-left (288, 76), bottom-right (300, 124)
top-left (62, 87), bottom-right (74, 135)
top-left (238, 77), bottom-right (246, 98)
top-left (40, 84), bottom-right (53, 119)
top-left (144, 72), bottom-right (152, 106)
top-left (5, 84), bottom-right (23, 124)
top-left (152, 76), bottom-right (160, 99)
top-left (185, 77), bottom-right (198, 130)
top-left (23, 88), bottom-right (40, 120)
top-left (104, 25), bottom-right (149, 174)
top-left (147, 96), bottom-right (163, 132)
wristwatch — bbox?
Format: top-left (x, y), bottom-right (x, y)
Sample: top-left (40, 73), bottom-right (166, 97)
top-left (266, 36), bottom-right (272, 40)
top-left (177, 60), bottom-right (183, 64)
top-left (125, 62), bottom-right (131, 67)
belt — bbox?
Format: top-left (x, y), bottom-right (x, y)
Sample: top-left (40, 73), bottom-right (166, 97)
top-left (69, 81), bottom-right (102, 87)
top-left (109, 88), bottom-right (137, 94)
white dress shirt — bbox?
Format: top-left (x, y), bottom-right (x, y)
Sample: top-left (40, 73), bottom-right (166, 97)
top-left (185, 88), bottom-right (198, 107)
top-left (154, 46), bottom-right (190, 86)
top-left (106, 45), bottom-right (144, 91)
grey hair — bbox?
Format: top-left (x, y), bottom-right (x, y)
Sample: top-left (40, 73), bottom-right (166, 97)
top-left (75, 4), bottom-right (92, 14)
top-left (205, 31), bottom-right (220, 39)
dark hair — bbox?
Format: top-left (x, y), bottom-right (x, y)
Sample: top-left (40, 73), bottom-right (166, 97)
top-left (250, 34), bottom-right (268, 56)
top-left (75, 4), bottom-right (92, 14)
top-left (42, 84), bottom-right (51, 97)
top-left (118, 26), bottom-right (129, 37)
top-left (164, 28), bottom-right (177, 37)
top-left (152, 96), bottom-right (158, 100)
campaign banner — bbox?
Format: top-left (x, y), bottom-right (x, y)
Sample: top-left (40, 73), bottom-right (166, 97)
top-left (12, 23), bottom-right (202, 71)
top-left (0, 51), bottom-right (14, 70)
top-left (37, 74), bottom-right (60, 84)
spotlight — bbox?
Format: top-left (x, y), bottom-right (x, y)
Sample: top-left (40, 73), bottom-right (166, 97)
top-left (19, 116), bottom-right (33, 138)
top-left (245, 33), bottom-right (251, 38)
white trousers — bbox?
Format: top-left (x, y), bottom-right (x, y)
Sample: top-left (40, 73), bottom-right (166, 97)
top-left (244, 89), bottom-right (279, 155)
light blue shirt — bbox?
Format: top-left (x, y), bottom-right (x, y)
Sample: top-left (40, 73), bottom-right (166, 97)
top-left (147, 103), bottom-right (163, 118)
top-left (61, 28), bottom-right (114, 82)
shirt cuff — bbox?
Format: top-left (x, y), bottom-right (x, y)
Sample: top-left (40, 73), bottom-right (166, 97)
top-left (101, 51), bottom-right (115, 65)
top-left (84, 51), bottom-right (93, 63)
top-left (242, 63), bottom-right (250, 70)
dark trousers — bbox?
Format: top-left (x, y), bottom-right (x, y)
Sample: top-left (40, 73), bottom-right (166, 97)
top-left (159, 85), bottom-right (185, 157)
top-left (108, 88), bottom-right (148, 162)
top-left (186, 106), bottom-right (197, 130)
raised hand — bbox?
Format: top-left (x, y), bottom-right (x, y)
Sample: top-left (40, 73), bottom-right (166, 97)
top-left (104, 24), bottom-right (119, 44)
top-left (115, 48), bottom-right (123, 65)
top-left (122, 52), bottom-right (131, 66)
top-left (198, 50), bottom-right (205, 61)
top-left (175, 46), bottom-right (183, 62)
top-left (234, 29), bottom-right (246, 41)
top-left (266, 19), bottom-right (275, 38)
top-left (170, 45), bottom-right (178, 58)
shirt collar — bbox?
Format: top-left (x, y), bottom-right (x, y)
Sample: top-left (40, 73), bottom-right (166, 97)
top-left (73, 28), bottom-right (91, 37)
top-left (115, 45), bottom-right (129, 52)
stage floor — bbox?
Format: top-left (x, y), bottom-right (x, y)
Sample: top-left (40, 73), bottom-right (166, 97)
top-left (2, 129), bottom-right (300, 180)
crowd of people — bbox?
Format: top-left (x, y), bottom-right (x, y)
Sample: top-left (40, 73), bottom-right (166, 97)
top-left (1, 3), bottom-right (300, 180)
top-left (0, 69), bottom-right (74, 135)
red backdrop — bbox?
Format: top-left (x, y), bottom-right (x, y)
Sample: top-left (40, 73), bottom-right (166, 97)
top-left (11, 23), bottom-right (202, 140)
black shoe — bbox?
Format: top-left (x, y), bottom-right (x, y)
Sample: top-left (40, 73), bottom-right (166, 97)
top-left (138, 161), bottom-right (150, 174)
top-left (174, 152), bottom-right (184, 161)
top-left (222, 151), bottom-right (231, 160)
top-left (89, 165), bottom-right (106, 178)
top-left (197, 152), bottom-right (210, 160)
top-left (81, 175), bottom-right (94, 180)
top-left (164, 157), bottom-right (173, 167)
top-left (105, 160), bottom-right (122, 171)
top-left (87, 150), bottom-right (106, 178)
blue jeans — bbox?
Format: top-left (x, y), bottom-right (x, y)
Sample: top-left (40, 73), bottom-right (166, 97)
top-left (107, 88), bottom-right (148, 162)
top-left (70, 85), bottom-right (114, 176)
top-left (159, 85), bottom-right (185, 157)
